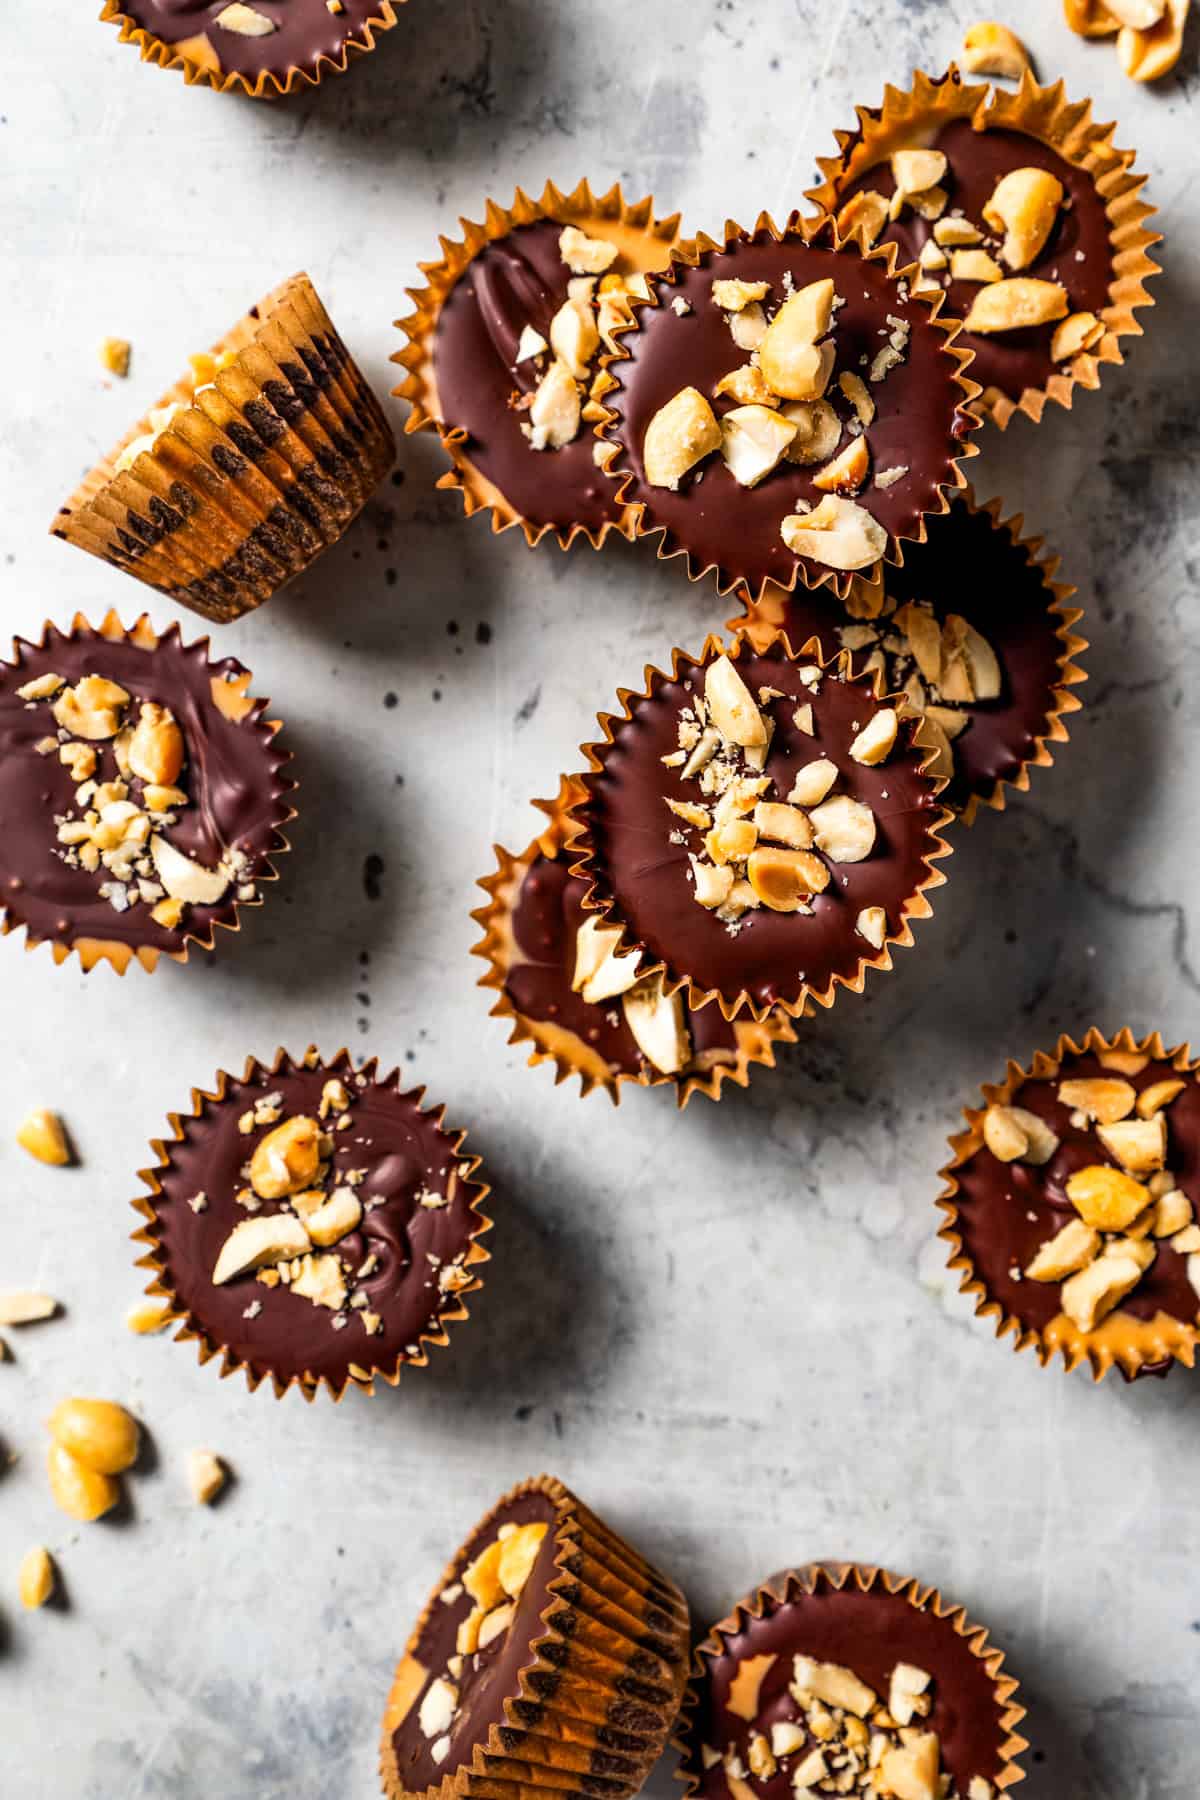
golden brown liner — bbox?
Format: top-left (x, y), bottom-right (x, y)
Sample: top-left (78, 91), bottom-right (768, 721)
top-left (728, 485), bottom-right (1089, 827)
top-left (99, 0), bottom-right (401, 97)
top-left (131, 1047), bottom-right (492, 1402)
top-left (595, 210), bottom-right (981, 606)
top-left (805, 65), bottom-right (1161, 431)
top-left (674, 1562), bottom-right (1028, 1794)
top-left (1, 608), bottom-right (294, 977)
top-left (52, 272), bottom-right (396, 622)
top-left (380, 1473), bottom-right (690, 1800)
top-left (470, 774), bottom-right (799, 1106)
top-left (391, 179), bottom-right (683, 551)
top-left (938, 1027), bottom-right (1200, 1383)
top-left (567, 629), bottom-right (954, 1026)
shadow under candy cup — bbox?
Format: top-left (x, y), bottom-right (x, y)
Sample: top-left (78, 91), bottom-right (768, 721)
top-left (99, 0), bottom-right (403, 97)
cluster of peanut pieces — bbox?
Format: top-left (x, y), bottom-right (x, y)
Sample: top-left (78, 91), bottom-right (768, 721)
top-left (838, 146), bottom-right (1103, 366)
top-left (18, 667), bottom-right (251, 925)
top-left (113, 348), bottom-right (239, 472)
top-left (207, 1076), bottom-right (469, 1346)
top-left (708, 1651), bottom-right (994, 1800)
top-left (570, 914), bottom-right (696, 1080)
top-left (1064, 0), bottom-right (1190, 85)
top-left (643, 274), bottom-right (907, 572)
top-left (416, 1520), bottom-right (549, 1765)
top-left (983, 1057), bottom-right (1200, 1333)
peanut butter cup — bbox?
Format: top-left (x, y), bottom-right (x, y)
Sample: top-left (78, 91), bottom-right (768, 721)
top-left (100, 0), bottom-right (401, 96)
top-left (132, 1049), bottom-right (491, 1400)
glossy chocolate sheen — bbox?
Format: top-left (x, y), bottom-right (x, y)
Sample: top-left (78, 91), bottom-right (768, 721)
top-left (507, 851), bottom-right (739, 1076)
top-left (604, 226), bottom-right (970, 595)
top-left (954, 1050), bottom-right (1200, 1332)
top-left (0, 625), bottom-right (289, 956)
top-left (839, 120), bottom-right (1113, 405)
top-left (434, 219), bottom-right (625, 538)
top-left (150, 1054), bottom-right (482, 1387)
top-left (120, 0), bottom-right (384, 80)
top-left (687, 1576), bottom-right (1008, 1795)
top-left (581, 649), bottom-right (942, 1011)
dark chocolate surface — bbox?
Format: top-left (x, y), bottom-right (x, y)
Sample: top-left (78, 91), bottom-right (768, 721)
top-left (838, 119), bottom-right (1113, 405)
top-left (120, 0), bottom-right (384, 80)
top-left (686, 1575), bottom-right (1008, 1795)
top-left (580, 648), bottom-right (943, 1012)
top-left (149, 1052), bottom-right (483, 1387)
top-left (953, 1049), bottom-right (1200, 1333)
top-left (604, 225), bottom-right (972, 596)
top-left (0, 624), bottom-right (289, 956)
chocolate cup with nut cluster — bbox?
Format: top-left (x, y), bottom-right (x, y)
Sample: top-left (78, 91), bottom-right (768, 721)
top-left (806, 66), bottom-right (1160, 430)
top-left (939, 1027), bottom-right (1200, 1384)
top-left (52, 272), bottom-right (395, 622)
top-left (132, 1048), bottom-right (492, 1401)
top-left (99, 0), bottom-right (402, 97)
top-left (379, 1474), bottom-right (691, 1800)
top-left (0, 610), bottom-right (294, 975)
top-left (676, 1564), bottom-right (1027, 1800)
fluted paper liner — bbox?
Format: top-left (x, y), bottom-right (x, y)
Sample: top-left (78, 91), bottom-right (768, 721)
top-left (938, 1027), bottom-right (1200, 1383)
top-left (806, 65), bottom-right (1161, 431)
top-left (131, 1047), bottom-right (492, 1402)
top-left (674, 1563), bottom-right (1028, 1795)
top-left (379, 1474), bottom-right (690, 1800)
top-left (0, 609), bottom-right (294, 976)
top-left (99, 0), bottom-right (402, 97)
top-left (391, 180), bottom-right (683, 551)
top-left (595, 211), bottom-right (981, 606)
top-left (729, 487), bottom-right (1089, 827)
top-left (471, 775), bottom-right (798, 1106)
top-left (53, 272), bottom-right (395, 622)
top-left (567, 630), bottom-right (954, 1026)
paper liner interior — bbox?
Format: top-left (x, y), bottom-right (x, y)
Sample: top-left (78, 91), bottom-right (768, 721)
top-left (727, 485), bottom-right (1088, 827)
top-left (99, 0), bottom-right (402, 97)
top-left (594, 210), bottom-right (980, 606)
top-left (673, 1562), bottom-right (1028, 1794)
top-left (566, 630), bottom-right (954, 1026)
top-left (379, 1473), bottom-right (690, 1800)
top-left (0, 608), bottom-right (295, 977)
top-left (391, 179), bottom-right (683, 552)
top-left (52, 272), bottom-right (396, 622)
top-left (938, 1026), bottom-right (1200, 1383)
top-left (130, 1047), bottom-right (492, 1402)
top-left (805, 65), bottom-right (1161, 431)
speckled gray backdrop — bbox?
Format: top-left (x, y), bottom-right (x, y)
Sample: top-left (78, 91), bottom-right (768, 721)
top-left (2, 1), bottom-right (1198, 1795)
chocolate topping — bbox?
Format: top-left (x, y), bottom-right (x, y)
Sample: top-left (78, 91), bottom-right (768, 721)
top-left (0, 623), bottom-right (290, 958)
top-left (602, 224), bottom-right (972, 598)
top-left (119, 0), bottom-right (385, 81)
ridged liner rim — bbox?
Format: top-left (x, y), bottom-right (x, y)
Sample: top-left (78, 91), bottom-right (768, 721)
top-left (98, 0), bottom-right (402, 97)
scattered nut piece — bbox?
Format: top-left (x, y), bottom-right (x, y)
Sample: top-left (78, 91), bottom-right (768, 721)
top-left (16, 672), bottom-right (64, 701)
top-left (514, 325), bottom-right (547, 363)
top-left (1025, 1218), bottom-right (1101, 1282)
top-left (757, 281), bottom-right (836, 400)
top-left (1058, 1077), bottom-right (1136, 1123)
top-left (16, 1108), bottom-right (71, 1166)
top-left (1051, 311), bottom-right (1104, 361)
top-left (187, 1449), bottom-right (227, 1506)
top-left (712, 278), bottom-right (770, 311)
top-left (290, 1253), bottom-right (348, 1311)
top-left (787, 759), bottom-right (838, 807)
top-left (1064, 0), bottom-right (1121, 34)
top-left (527, 359), bottom-right (581, 451)
top-left (0, 1291), bottom-right (57, 1326)
top-left (1096, 1113), bottom-right (1167, 1173)
top-left (848, 707), bottom-right (898, 767)
top-left (951, 248), bottom-right (1004, 285)
top-left (148, 835), bottom-right (229, 906)
top-left (836, 189), bottom-right (890, 247)
top-left (838, 370), bottom-right (875, 427)
top-left (125, 1298), bottom-right (170, 1335)
top-left (559, 226), bottom-right (618, 275)
top-left (249, 1114), bottom-right (322, 1200)
top-left (791, 1655), bottom-right (876, 1717)
top-left (572, 915), bottom-right (641, 1003)
top-left (623, 976), bottom-right (691, 1075)
top-left (728, 302), bottom-right (768, 351)
top-left (127, 703), bottom-right (185, 787)
top-left (876, 1731), bottom-right (941, 1800)
top-left (983, 168), bottom-right (1064, 271)
top-left (1152, 1188), bottom-right (1193, 1237)
top-left (961, 20), bottom-right (1035, 78)
top-left (890, 149), bottom-right (948, 197)
top-left (1137, 1078), bottom-right (1186, 1117)
top-left (808, 793), bottom-right (876, 863)
top-left (747, 847), bottom-right (828, 911)
top-left (305, 1188), bottom-right (364, 1249)
top-left (888, 1663), bottom-right (932, 1729)
top-left (720, 404), bottom-right (798, 488)
top-left (48, 1397), bottom-right (139, 1474)
top-left (982, 1103), bottom-right (1059, 1165)
top-left (713, 364), bottom-right (779, 407)
top-left (52, 675), bottom-right (129, 741)
top-left (1105, 0), bottom-right (1166, 22)
top-left (99, 337), bottom-right (131, 378)
top-left (47, 1441), bottom-right (120, 1522)
top-left (781, 398), bottom-right (842, 466)
top-left (934, 217), bottom-right (984, 247)
top-left (643, 386), bottom-right (721, 490)
top-left (781, 495), bottom-right (886, 571)
top-left (963, 277), bottom-right (1068, 334)
top-left (754, 802), bottom-right (814, 850)
top-left (1117, 0), bottom-right (1187, 79)
top-left (1061, 1237), bottom-right (1156, 1332)
top-left (1065, 1164), bottom-right (1151, 1231)
top-left (856, 905), bottom-right (887, 949)
top-left (214, 2), bottom-right (277, 34)
top-left (706, 655), bottom-right (768, 747)
top-left (19, 1545), bottom-right (56, 1610)
top-left (212, 1213), bottom-right (312, 1285)
top-left (811, 434), bottom-right (869, 497)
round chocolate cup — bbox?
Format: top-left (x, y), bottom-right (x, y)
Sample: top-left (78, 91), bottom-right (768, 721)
top-left (806, 65), bottom-right (1161, 431)
top-left (939, 1027), bottom-right (1200, 1384)
top-left (675, 1563), bottom-right (1027, 1799)
top-left (595, 211), bottom-right (980, 605)
top-left (0, 609), bottom-right (294, 975)
top-left (392, 179), bottom-right (683, 552)
top-left (379, 1473), bottom-right (690, 1800)
top-left (99, 0), bottom-right (402, 97)
top-left (730, 489), bottom-right (1088, 825)
top-left (568, 631), bottom-right (953, 1025)
top-left (52, 272), bottom-right (396, 622)
top-left (471, 775), bottom-right (798, 1106)
top-left (131, 1047), bottom-right (492, 1401)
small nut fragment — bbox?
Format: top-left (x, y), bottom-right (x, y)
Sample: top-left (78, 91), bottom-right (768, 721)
top-left (99, 337), bottom-right (131, 378)
top-left (691, 860), bottom-right (735, 908)
top-left (788, 759), bottom-right (839, 807)
top-left (559, 225), bottom-right (618, 274)
top-left (950, 248), bottom-right (1004, 285)
top-left (811, 434), bottom-right (869, 497)
top-left (47, 1441), bottom-right (120, 1523)
top-left (713, 364), bottom-right (779, 407)
top-left (719, 404), bottom-right (798, 487)
top-left (1137, 1078), bottom-right (1186, 1117)
top-left (747, 847), bottom-right (828, 911)
top-left (249, 1114), bottom-right (322, 1200)
top-left (1117, 0), bottom-right (1187, 80)
top-left (1152, 1188), bottom-right (1193, 1237)
top-left (623, 976), bottom-right (691, 1075)
top-left (19, 1545), bottom-right (56, 1610)
top-left (934, 216), bottom-right (984, 247)
top-left (187, 1449), bottom-right (227, 1506)
top-left (963, 277), bottom-right (1068, 334)
top-left (290, 1253), bottom-right (347, 1311)
top-left (1105, 0), bottom-right (1166, 21)
top-left (52, 674), bottom-right (129, 741)
top-left (791, 1655), bottom-right (876, 1717)
top-left (125, 1298), bottom-right (170, 1335)
top-left (463, 1537), bottom-right (505, 1610)
top-left (16, 1108), bottom-right (71, 1166)
top-left (1096, 1113), bottom-right (1168, 1174)
top-left (757, 281), bottom-right (836, 400)
top-left (548, 295), bottom-right (599, 381)
top-left (477, 1602), bottom-right (516, 1649)
top-left (781, 398), bottom-right (842, 466)
top-left (938, 615), bottom-right (1002, 703)
top-left (747, 1735), bottom-right (777, 1780)
top-left (17, 671), bottom-right (65, 701)
top-left (782, 495), bottom-right (886, 572)
top-left (838, 370), bottom-right (875, 428)
top-left (214, 0), bottom-right (277, 32)
top-left (48, 1397), bottom-right (140, 1474)
top-left (888, 1663), bottom-right (932, 1729)
top-left (876, 1731), bottom-right (941, 1800)
top-left (1025, 1218), bottom-right (1101, 1282)
top-left (706, 655), bottom-right (768, 747)
top-left (835, 189), bottom-right (889, 248)
top-left (572, 915), bottom-right (641, 1003)
top-left (127, 703), bottom-right (185, 786)
top-left (856, 905), bottom-right (887, 949)
top-left (148, 835), bottom-right (230, 907)
top-left (982, 1102), bottom-right (1060, 1165)
top-left (1057, 1077), bottom-right (1136, 1123)
top-left (304, 1188), bottom-right (363, 1249)
top-left (961, 20), bottom-right (1035, 78)
top-left (1061, 1238), bottom-right (1156, 1332)
top-left (983, 168), bottom-right (1065, 271)
top-left (848, 707), bottom-right (898, 766)
top-left (418, 1675), bottom-right (459, 1740)
top-left (1051, 311), bottom-right (1105, 361)
top-left (712, 278), bottom-right (770, 311)
top-left (0, 1291), bottom-right (57, 1325)
top-left (643, 386), bottom-right (721, 490)
top-left (890, 149), bottom-right (948, 197)
top-left (1064, 0), bottom-right (1121, 34)
top-left (212, 1213), bottom-right (312, 1284)
top-left (753, 802), bottom-right (814, 850)
top-left (728, 302), bottom-right (768, 350)
top-left (527, 359), bottom-right (580, 451)
top-left (808, 794), bottom-right (876, 863)
top-left (496, 1519), bottom-right (549, 1597)
top-left (514, 325), bottom-right (547, 363)
top-left (1066, 1164), bottom-right (1151, 1231)
top-left (151, 897), bottom-right (185, 930)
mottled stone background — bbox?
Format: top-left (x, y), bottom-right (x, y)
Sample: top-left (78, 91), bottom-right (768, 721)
top-left (2, 2), bottom-right (1198, 1794)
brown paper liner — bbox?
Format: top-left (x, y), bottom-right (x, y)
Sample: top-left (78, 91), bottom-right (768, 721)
top-left (470, 774), bottom-right (799, 1106)
top-left (595, 211), bottom-right (980, 606)
top-left (130, 1047), bottom-right (492, 1402)
top-left (0, 609), bottom-right (294, 976)
top-left (567, 630), bottom-right (954, 1026)
top-left (379, 1474), bottom-right (690, 1800)
top-left (805, 65), bottom-right (1161, 431)
top-left (52, 272), bottom-right (396, 622)
top-left (391, 180), bottom-right (683, 551)
top-left (98, 0), bottom-right (402, 97)
top-left (729, 486), bottom-right (1089, 827)
top-left (938, 1027), bottom-right (1200, 1383)
top-left (674, 1563), bottom-right (1028, 1794)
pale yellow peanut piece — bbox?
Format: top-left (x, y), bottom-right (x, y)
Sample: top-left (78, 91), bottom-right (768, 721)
top-left (1152, 1188), bottom-right (1193, 1236)
top-left (876, 1730), bottom-right (941, 1800)
top-left (890, 149), bottom-right (947, 197)
top-left (148, 835), bottom-right (229, 906)
top-left (477, 1603), bottom-right (515, 1649)
top-left (305, 1188), bottom-right (363, 1249)
top-left (982, 1102), bottom-right (1059, 1164)
top-left (17, 671), bottom-right (64, 701)
top-left (571, 915), bottom-right (641, 1004)
top-left (16, 1108), bottom-right (70, 1166)
top-left (249, 1114), bottom-right (322, 1200)
top-left (757, 281), bottom-right (836, 399)
top-left (1025, 1218), bottom-right (1101, 1281)
top-left (753, 802), bottom-right (814, 850)
top-left (48, 1397), bottom-right (139, 1474)
top-left (961, 20), bottom-right (1034, 78)
top-left (214, 1), bottom-right (276, 33)
top-left (418, 1675), bottom-right (458, 1739)
top-left (1066, 1164), bottom-right (1150, 1231)
top-left (720, 404), bottom-right (798, 487)
top-left (52, 674), bottom-right (129, 741)
top-left (706, 655), bottom-right (768, 747)
top-left (187, 1449), bottom-right (227, 1506)
top-left (918, 238), bottom-right (948, 273)
top-left (666, 798), bottom-right (712, 830)
top-left (707, 818), bottom-right (758, 865)
top-left (559, 225), bottom-right (618, 275)
top-left (963, 278), bottom-right (1068, 334)
top-left (906, 185), bottom-right (948, 222)
top-left (623, 976), bottom-right (691, 1074)
top-left (1105, 0), bottom-right (1166, 21)
top-left (495, 1520), bottom-right (548, 1596)
top-left (728, 301), bottom-right (768, 351)
top-left (514, 325), bottom-right (546, 362)
top-left (836, 190), bottom-right (889, 247)
top-left (791, 1655), bottom-right (876, 1717)
top-left (290, 1253), bottom-right (346, 1310)
top-left (938, 615), bottom-right (1002, 703)
top-left (126, 1298), bottom-right (170, 1335)
top-left (747, 1735), bottom-right (777, 1780)
top-left (643, 386), bottom-right (721, 489)
top-left (787, 758), bottom-right (838, 806)
top-left (691, 859), bottom-right (734, 908)
top-left (1137, 1077), bottom-right (1186, 1117)
top-left (893, 602), bottom-right (943, 687)
top-left (128, 703), bottom-right (184, 786)
top-left (212, 1214), bottom-right (312, 1285)
top-left (808, 794), bottom-right (875, 863)
top-left (712, 278), bottom-right (770, 311)
top-left (950, 249), bottom-right (1004, 285)
top-left (463, 1537), bottom-right (506, 1609)
top-left (934, 216), bottom-right (984, 247)
top-left (781, 495), bottom-right (886, 571)
top-left (528, 359), bottom-right (580, 451)
top-left (1117, 0), bottom-right (1188, 79)
top-left (888, 1662), bottom-right (932, 1728)
top-left (47, 1441), bottom-right (119, 1523)
top-left (1064, 0), bottom-right (1121, 34)
top-left (747, 847), bottom-right (828, 911)
top-left (838, 371), bottom-right (875, 427)
top-left (151, 896), bottom-right (185, 930)
top-left (19, 1545), bottom-right (56, 1610)
top-left (782, 398), bottom-right (842, 465)
top-left (548, 296), bottom-right (598, 381)
top-left (1061, 1238), bottom-right (1156, 1331)
top-left (983, 168), bottom-right (1064, 272)
top-left (848, 707), bottom-right (897, 766)
top-left (856, 905), bottom-right (887, 949)
top-left (811, 434), bottom-right (869, 496)
top-left (714, 364), bottom-right (779, 407)
top-left (1096, 1112), bottom-right (1167, 1173)
top-left (1051, 311), bottom-right (1104, 362)
top-left (0, 1291), bottom-right (57, 1325)
top-left (99, 337), bottom-right (131, 378)
top-left (1057, 1077), bottom-right (1136, 1122)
